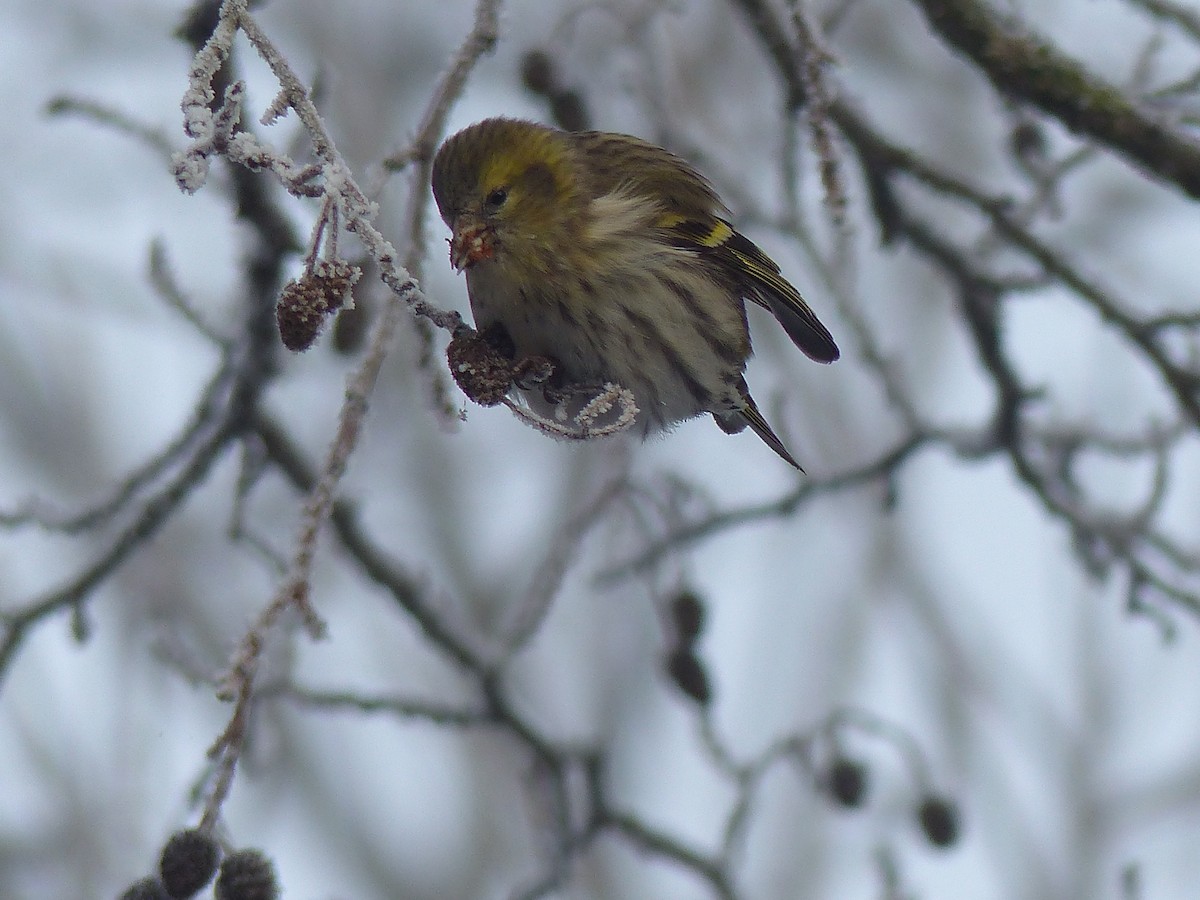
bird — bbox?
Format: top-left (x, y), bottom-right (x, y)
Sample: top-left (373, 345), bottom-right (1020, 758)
top-left (431, 117), bottom-right (838, 468)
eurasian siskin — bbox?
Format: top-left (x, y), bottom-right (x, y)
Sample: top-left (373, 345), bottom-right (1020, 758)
top-left (431, 117), bottom-right (838, 469)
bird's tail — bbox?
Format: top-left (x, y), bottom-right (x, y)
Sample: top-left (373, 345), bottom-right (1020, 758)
top-left (712, 393), bottom-right (802, 471)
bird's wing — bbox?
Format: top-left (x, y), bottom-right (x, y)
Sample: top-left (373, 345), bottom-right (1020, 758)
top-left (662, 217), bottom-right (840, 363)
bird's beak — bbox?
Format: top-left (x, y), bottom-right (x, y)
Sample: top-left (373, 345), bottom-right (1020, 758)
top-left (449, 217), bottom-right (495, 271)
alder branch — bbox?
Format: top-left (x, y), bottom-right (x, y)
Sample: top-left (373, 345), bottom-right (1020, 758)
top-left (715, 0), bottom-right (1200, 628)
top-left (176, 0), bottom-right (503, 834)
top-left (1129, 0), bottom-right (1200, 43)
top-left (910, 0), bottom-right (1200, 197)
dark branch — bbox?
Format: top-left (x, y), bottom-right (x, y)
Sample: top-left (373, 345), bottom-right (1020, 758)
top-left (911, 0), bottom-right (1200, 198)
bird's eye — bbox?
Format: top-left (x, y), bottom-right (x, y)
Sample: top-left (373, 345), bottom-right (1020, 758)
top-left (485, 187), bottom-right (508, 209)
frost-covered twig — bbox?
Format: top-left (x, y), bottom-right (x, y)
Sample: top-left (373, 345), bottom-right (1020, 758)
top-left (178, 0), bottom-right (504, 831)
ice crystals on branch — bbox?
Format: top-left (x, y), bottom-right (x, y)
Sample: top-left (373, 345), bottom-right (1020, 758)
top-left (505, 382), bottom-right (639, 442)
top-left (172, 80), bottom-right (244, 194)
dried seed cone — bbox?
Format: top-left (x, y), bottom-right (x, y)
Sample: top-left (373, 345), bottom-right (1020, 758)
top-left (827, 757), bottom-right (868, 808)
top-left (446, 330), bottom-right (516, 406)
top-left (669, 591), bottom-right (706, 644)
top-left (214, 849), bottom-right (279, 900)
top-left (159, 828), bottom-right (220, 898)
top-left (119, 876), bottom-right (172, 900)
top-left (665, 646), bottom-right (712, 706)
top-left (917, 796), bottom-right (961, 848)
top-left (276, 259), bottom-right (362, 352)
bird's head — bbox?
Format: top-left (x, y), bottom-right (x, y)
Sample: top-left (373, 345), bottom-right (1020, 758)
top-left (431, 118), bottom-right (584, 274)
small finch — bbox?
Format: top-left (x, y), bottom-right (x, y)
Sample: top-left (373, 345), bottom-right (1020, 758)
top-left (431, 117), bottom-right (838, 468)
